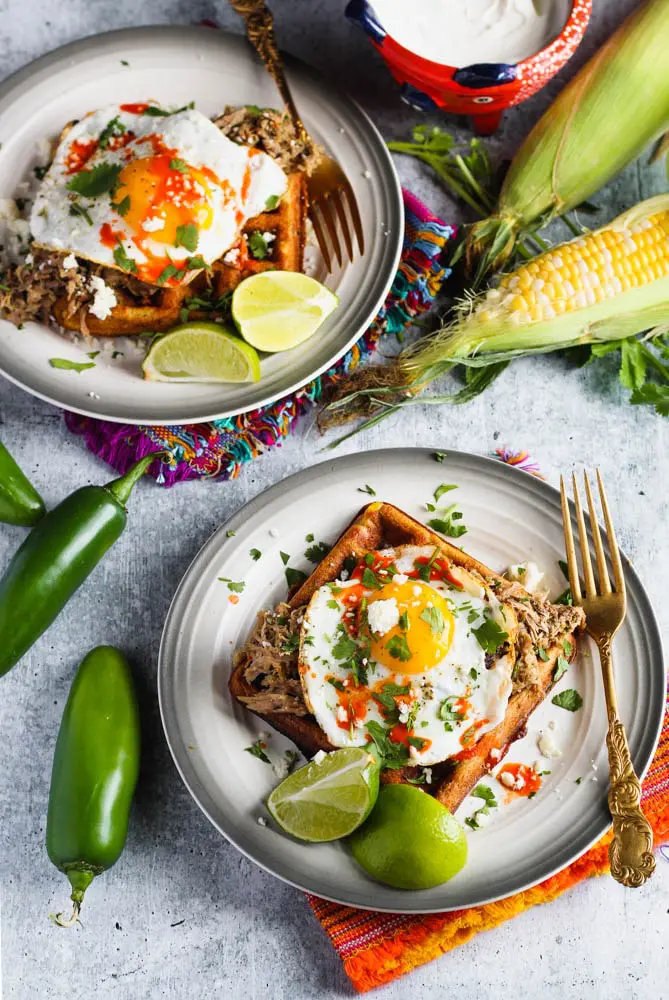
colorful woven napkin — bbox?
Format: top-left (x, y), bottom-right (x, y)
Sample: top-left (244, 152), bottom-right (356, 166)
top-left (65, 190), bottom-right (456, 484)
top-left (304, 455), bottom-right (669, 993)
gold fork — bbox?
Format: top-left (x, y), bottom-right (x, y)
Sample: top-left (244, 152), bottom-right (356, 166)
top-left (560, 470), bottom-right (655, 888)
top-left (228, 0), bottom-right (365, 271)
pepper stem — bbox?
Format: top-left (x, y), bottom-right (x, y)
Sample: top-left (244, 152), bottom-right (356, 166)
top-left (49, 868), bottom-right (95, 928)
top-left (105, 451), bottom-right (168, 506)
top-left (49, 900), bottom-right (81, 928)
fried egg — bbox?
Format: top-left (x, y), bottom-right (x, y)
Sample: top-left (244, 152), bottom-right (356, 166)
top-left (30, 103), bottom-right (287, 287)
top-left (298, 545), bottom-right (517, 766)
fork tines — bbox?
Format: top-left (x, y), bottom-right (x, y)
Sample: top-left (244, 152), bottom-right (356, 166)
top-left (560, 469), bottom-right (626, 603)
top-left (309, 179), bottom-right (364, 273)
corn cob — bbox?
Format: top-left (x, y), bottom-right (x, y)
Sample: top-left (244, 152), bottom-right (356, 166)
top-left (404, 195), bottom-right (669, 379)
top-left (467, 0), bottom-right (669, 280)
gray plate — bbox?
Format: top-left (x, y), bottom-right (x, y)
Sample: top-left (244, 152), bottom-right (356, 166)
top-left (0, 27), bottom-right (402, 424)
top-left (158, 449), bottom-right (665, 913)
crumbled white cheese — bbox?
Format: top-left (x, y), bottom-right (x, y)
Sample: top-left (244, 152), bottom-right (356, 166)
top-left (398, 702), bottom-right (411, 725)
top-left (269, 528), bottom-right (279, 538)
top-left (513, 774), bottom-right (526, 791)
top-left (489, 747), bottom-right (501, 762)
top-left (423, 767), bottom-right (432, 785)
top-left (336, 705), bottom-right (348, 724)
top-left (312, 750), bottom-right (327, 765)
top-left (257, 816), bottom-right (268, 827)
top-left (500, 771), bottom-right (516, 789)
top-left (340, 569), bottom-right (349, 581)
top-left (506, 561), bottom-right (544, 593)
top-left (142, 216), bottom-right (165, 232)
top-left (362, 169), bottom-right (372, 179)
top-left (538, 730), bottom-right (562, 759)
top-left (62, 253), bottom-right (78, 270)
top-left (271, 755), bottom-right (290, 780)
top-left (88, 276), bottom-right (118, 321)
top-left (367, 597), bottom-right (399, 636)
top-left (394, 573), bottom-right (408, 584)
top-left (223, 247), bottom-right (241, 266)
top-left (261, 231), bottom-right (276, 244)
top-left (413, 585), bottom-right (422, 597)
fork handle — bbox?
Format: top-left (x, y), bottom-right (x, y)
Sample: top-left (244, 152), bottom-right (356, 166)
top-left (599, 638), bottom-right (656, 887)
top-left (227, 0), bottom-right (313, 154)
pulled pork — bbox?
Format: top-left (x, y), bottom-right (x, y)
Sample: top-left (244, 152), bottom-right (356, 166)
top-left (233, 603), bottom-right (309, 715)
top-left (216, 105), bottom-right (320, 174)
top-left (0, 248), bottom-right (91, 327)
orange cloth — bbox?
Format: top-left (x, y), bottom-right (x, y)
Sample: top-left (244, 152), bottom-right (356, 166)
top-left (308, 686), bottom-right (669, 992)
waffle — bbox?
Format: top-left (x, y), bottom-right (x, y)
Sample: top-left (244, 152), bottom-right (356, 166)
top-left (229, 502), bottom-right (585, 815)
top-left (52, 172), bottom-right (307, 337)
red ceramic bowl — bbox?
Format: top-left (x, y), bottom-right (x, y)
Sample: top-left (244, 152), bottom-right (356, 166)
top-left (347, 0), bottom-right (592, 134)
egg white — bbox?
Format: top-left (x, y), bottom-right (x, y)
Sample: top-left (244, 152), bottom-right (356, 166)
top-left (30, 104), bottom-right (287, 282)
top-left (299, 545), bottom-right (516, 766)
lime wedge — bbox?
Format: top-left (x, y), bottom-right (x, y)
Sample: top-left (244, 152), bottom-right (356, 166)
top-left (267, 748), bottom-right (380, 842)
top-left (142, 322), bottom-right (260, 383)
top-left (232, 271), bottom-right (338, 353)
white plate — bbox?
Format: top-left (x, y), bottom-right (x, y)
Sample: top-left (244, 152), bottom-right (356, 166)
top-left (0, 27), bottom-right (402, 425)
top-left (158, 449), bottom-right (665, 913)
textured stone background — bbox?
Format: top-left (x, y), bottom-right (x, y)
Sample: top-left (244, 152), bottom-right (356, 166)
top-left (0, 1), bottom-right (667, 998)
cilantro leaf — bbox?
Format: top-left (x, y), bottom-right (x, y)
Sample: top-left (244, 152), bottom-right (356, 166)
top-left (472, 617), bottom-right (508, 654)
top-left (434, 483), bottom-right (457, 502)
top-left (285, 567), bottom-right (308, 589)
top-left (362, 566), bottom-right (382, 590)
top-left (49, 357), bottom-right (96, 373)
top-left (558, 559), bottom-right (569, 579)
top-left (67, 161), bottom-right (122, 197)
top-left (170, 158), bottom-right (189, 173)
top-left (326, 599), bottom-right (339, 610)
top-left (245, 738), bottom-right (270, 764)
top-left (264, 194), bottom-right (280, 211)
top-left (305, 533), bottom-right (314, 542)
top-left (69, 202), bottom-right (93, 225)
top-left (281, 634), bottom-right (300, 653)
top-left (630, 382), bottom-right (669, 416)
top-left (551, 688), bottom-right (583, 712)
top-left (433, 452), bottom-right (446, 463)
top-left (141, 102), bottom-right (195, 117)
top-left (112, 194), bottom-right (131, 217)
top-left (554, 587), bottom-right (573, 606)
top-left (305, 541), bottom-right (331, 563)
top-left (385, 634), bottom-right (412, 662)
top-left (248, 231), bottom-right (270, 260)
top-left (536, 646), bottom-right (549, 661)
top-left (156, 263), bottom-right (181, 286)
top-left (365, 720), bottom-right (410, 769)
top-left (419, 606), bottom-right (445, 634)
top-left (280, 551), bottom-right (290, 565)
top-left (332, 626), bottom-right (359, 663)
top-left (175, 222), bottom-right (199, 253)
top-left (358, 484), bottom-right (376, 496)
top-left (113, 241), bottom-right (138, 273)
top-left (428, 505), bottom-right (467, 539)
top-left (553, 656), bottom-right (570, 683)
top-left (563, 639), bottom-right (573, 657)
top-left (98, 116), bottom-right (126, 149)
top-left (226, 530), bottom-right (236, 538)
top-left (250, 548), bottom-right (262, 561)
top-left (218, 577), bottom-right (245, 593)
top-left (619, 338), bottom-right (648, 391)
top-left (439, 696), bottom-right (465, 726)
top-left (327, 676), bottom-right (345, 691)
top-left (465, 783), bottom-right (498, 830)
top-left (186, 255), bottom-right (209, 271)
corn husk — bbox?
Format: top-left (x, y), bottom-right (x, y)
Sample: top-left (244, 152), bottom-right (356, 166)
top-left (467, 0), bottom-right (669, 280)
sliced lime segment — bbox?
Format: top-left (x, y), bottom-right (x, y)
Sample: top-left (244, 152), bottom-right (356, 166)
top-left (232, 271), bottom-right (338, 353)
top-left (266, 748), bottom-right (380, 842)
top-left (142, 322), bottom-right (261, 383)
top-left (348, 784), bottom-right (468, 889)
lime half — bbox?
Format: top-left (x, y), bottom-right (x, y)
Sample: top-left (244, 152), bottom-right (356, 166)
top-left (267, 748), bottom-right (380, 842)
top-left (142, 322), bottom-right (260, 383)
top-left (232, 271), bottom-right (338, 353)
top-left (348, 784), bottom-right (468, 889)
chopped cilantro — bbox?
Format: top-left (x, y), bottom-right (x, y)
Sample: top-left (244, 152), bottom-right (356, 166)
top-left (156, 263), bottom-right (181, 286)
top-left (536, 646), bottom-right (549, 661)
top-left (472, 617), bottom-right (508, 654)
top-left (417, 548), bottom-right (440, 583)
top-left (248, 231), bottom-right (270, 259)
top-left (281, 634), bottom-right (300, 653)
top-left (186, 255), bottom-right (209, 270)
top-left (67, 161), bottom-right (122, 197)
top-left (49, 357), bottom-right (95, 373)
top-left (87, 350), bottom-right (99, 359)
top-left (385, 634), bottom-right (411, 662)
top-left (365, 720), bottom-right (410, 769)
top-left (398, 610), bottom-right (409, 631)
top-left (98, 116), bottom-right (126, 149)
top-left (434, 483), bottom-right (457, 502)
top-left (326, 599), bottom-right (339, 610)
top-left (264, 194), bottom-right (280, 211)
top-left (68, 202), bottom-right (93, 226)
top-left (553, 656), bottom-right (569, 682)
top-left (362, 566), bottom-right (382, 590)
top-left (250, 548), bottom-right (262, 561)
top-left (358, 484), bottom-right (376, 496)
top-left (407, 735), bottom-right (428, 750)
top-left (327, 676), bottom-right (345, 691)
top-left (575, 776), bottom-right (583, 785)
top-left (141, 101), bottom-right (195, 117)
top-left (433, 452), bottom-right (446, 463)
top-left (405, 771), bottom-right (427, 785)
top-left (285, 567), bottom-right (308, 589)
top-left (428, 505), bottom-right (467, 539)
top-left (112, 194), bottom-right (131, 216)
top-left (218, 577), bottom-right (245, 593)
top-left (226, 529), bottom-right (236, 538)
top-left (170, 157), bottom-right (189, 173)
top-left (554, 587), bottom-right (573, 606)
top-left (113, 241), bottom-right (138, 274)
top-left (120, 59), bottom-right (129, 66)
top-left (563, 639), bottom-right (573, 657)
top-left (305, 540), bottom-right (331, 563)
top-left (551, 688), bottom-right (583, 712)
top-left (244, 738), bottom-right (270, 764)
top-left (558, 559), bottom-right (569, 579)
top-left (175, 222), bottom-right (199, 252)
top-left (284, 749), bottom-right (299, 774)
top-left (305, 533), bottom-right (314, 542)
top-left (280, 551), bottom-right (290, 565)
top-left (439, 696), bottom-right (465, 732)
top-left (469, 667), bottom-right (478, 681)
top-left (332, 626), bottom-right (359, 663)
top-left (419, 606), bottom-right (445, 635)
top-left (465, 783), bottom-right (498, 830)
top-left (111, 350), bottom-right (123, 359)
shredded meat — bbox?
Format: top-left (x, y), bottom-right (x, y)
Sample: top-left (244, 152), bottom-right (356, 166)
top-left (235, 603), bottom-right (309, 715)
top-left (0, 248), bottom-right (91, 327)
top-left (216, 105), bottom-right (321, 174)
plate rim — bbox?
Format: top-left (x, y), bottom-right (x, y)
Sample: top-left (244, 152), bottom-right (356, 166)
top-left (0, 25), bottom-right (403, 425)
top-left (157, 447), bottom-right (666, 913)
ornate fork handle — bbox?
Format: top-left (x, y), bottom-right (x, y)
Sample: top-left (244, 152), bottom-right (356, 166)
top-left (598, 635), bottom-right (656, 887)
top-left (228, 0), bottom-right (313, 155)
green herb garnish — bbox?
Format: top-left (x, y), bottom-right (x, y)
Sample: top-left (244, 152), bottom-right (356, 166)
top-left (553, 656), bottom-right (570, 683)
top-left (385, 634), bottom-right (412, 662)
top-left (245, 738), bottom-right (270, 764)
top-left (305, 541), bottom-right (331, 563)
top-left (285, 567), bottom-right (308, 589)
top-left (358, 484), bottom-right (376, 496)
top-left (49, 357), bottom-right (96, 373)
top-left (472, 617), bottom-right (508, 654)
top-left (365, 720), bottom-right (410, 769)
top-left (419, 606), bottom-right (445, 634)
top-left (175, 222), bottom-right (199, 252)
top-left (98, 116), bottom-right (126, 149)
top-left (465, 783), bottom-right (498, 830)
top-left (250, 548), bottom-right (262, 561)
top-left (264, 194), bottom-right (280, 211)
top-left (218, 577), bottom-right (245, 593)
top-left (551, 688), bottom-right (583, 712)
top-left (67, 162), bottom-right (122, 197)
top-left (113, 241), bottom-right (138, 274)
top-left (248, 231), bottom-right (270, 260)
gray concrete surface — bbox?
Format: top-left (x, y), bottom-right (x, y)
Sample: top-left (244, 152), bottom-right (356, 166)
top-left (0, 1), bottom-right (667, 998)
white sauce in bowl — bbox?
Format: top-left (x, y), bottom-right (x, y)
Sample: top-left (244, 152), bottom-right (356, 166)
top-left (371, 0), bottom-right (571, 67)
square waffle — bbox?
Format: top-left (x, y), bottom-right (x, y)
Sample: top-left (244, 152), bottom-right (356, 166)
top-left (229, 502), bottom-right (585, 814)
top-left (53, 172), bottom-right (307, 337)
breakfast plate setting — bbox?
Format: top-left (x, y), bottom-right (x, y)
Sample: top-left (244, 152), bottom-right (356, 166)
top-left (1, 0), bottom-right (669, 996)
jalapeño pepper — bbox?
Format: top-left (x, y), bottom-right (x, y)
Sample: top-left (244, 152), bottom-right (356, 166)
top-left (47, 645), bottom-right (140, 926)
top-left (0, 452), bottom-right (162, 678)
top-left (0, 441), bottom-right (46, 526)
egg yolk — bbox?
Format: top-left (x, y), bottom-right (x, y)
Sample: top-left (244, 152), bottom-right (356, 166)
top-left (114, 155), bottom-right (214, 247)
top-left (367, 581), bottom-right (454, 675)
